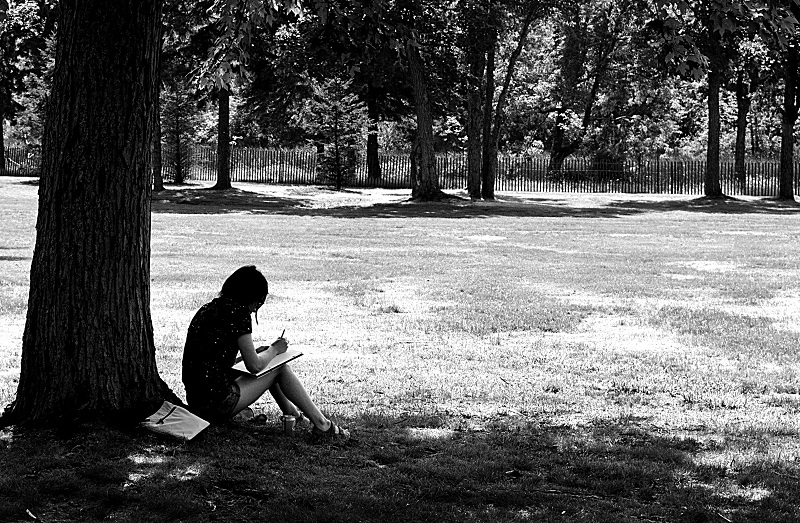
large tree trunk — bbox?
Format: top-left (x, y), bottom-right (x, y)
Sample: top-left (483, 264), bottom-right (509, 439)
top-left (13, 0), bottom-right (164, 425)
top-left (734, 70), bottom-right (751, 193)
top-left (213, 87), bottom-right (232, 190)
top-left (705, 65), bottom-right (724, 198)
top-left (779, 43), bottom-right (798, 201)
top-left (406, 44), bottom-right (443, 200)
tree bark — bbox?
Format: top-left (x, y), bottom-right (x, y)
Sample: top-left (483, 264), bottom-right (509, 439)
top-left (779, 43), bottom-right (798, 201)
top-left (705, 65), bottom-right (724, 198)
top-left (406, 43), bottom-right (443, 200)
top-left (13, 0), bottom-right (164, 424)
top-left (213, 87), bottom-right (232, 190)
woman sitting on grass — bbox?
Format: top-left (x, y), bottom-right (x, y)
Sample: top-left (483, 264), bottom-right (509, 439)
top-left (181, 265), bottom-right (349, 442)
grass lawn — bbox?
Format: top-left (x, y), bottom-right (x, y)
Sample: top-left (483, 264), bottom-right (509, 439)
top-left (1, 177), bottom-right (800, 522)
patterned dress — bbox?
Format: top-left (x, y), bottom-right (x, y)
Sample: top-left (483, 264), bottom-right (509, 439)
top-left (182, 296), bottom-right (252, 419)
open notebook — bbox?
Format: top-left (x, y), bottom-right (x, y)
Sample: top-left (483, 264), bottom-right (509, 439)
top-left (232, 348), bottom-right (303, 377)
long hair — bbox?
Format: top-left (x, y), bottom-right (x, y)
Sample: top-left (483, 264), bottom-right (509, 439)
top-left (219, 265), bottom-right (269, 305)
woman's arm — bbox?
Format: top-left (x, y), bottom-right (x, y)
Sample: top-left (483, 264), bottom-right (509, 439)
top-left (237, 333), bottom-right (288, 374)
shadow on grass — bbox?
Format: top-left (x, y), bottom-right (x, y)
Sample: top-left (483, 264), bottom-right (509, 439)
top-left (151, 186), bottom-right (800, 220)
top-left (1, 413), bottom-right (797, 522)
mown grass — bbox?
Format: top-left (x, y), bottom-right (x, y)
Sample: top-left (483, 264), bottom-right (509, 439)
top-left (1, 178), bottom-right (800, 522)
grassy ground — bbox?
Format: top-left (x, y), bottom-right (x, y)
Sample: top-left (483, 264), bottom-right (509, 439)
top-left (1, 177), bottom-right (800, 522)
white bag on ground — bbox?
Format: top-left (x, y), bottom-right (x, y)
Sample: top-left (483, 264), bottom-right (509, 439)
top-left (141, 401), bottom-right (210, 441)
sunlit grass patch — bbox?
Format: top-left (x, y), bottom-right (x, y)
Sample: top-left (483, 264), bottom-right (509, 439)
top-left (648, 305), bottom-right (800, 358)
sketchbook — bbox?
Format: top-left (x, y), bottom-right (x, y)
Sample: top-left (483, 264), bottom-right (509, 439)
top-left (232, 348), bottom-right (303, 377)
top-left (141, 401), bottom-right (210, 441)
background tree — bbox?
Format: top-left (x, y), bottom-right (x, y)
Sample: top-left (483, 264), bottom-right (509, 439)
top-left (479, 0), bottom-right (553, 200)
top-left (650, 0), bottom-right (798, 198)
top-left (729, 39), bottom-right (765, 190)
top-left (458, 0), bottom-right (492, 199)
top-left (297, 78), bottom-right (368, 190)
top-left (777, 2), bottom-right (800, 201)
top-left (0, 0), bottom-right (53, 170)
top-left (161, 84), bottom-right (197, 184)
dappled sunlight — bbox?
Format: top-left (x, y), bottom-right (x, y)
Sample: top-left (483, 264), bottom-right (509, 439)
top-left (405, 427), bottom-right (455, 441)
top-left (124, 452), bottom-right (170, 488)
top-left (173, 462), bottom-right (208, 481)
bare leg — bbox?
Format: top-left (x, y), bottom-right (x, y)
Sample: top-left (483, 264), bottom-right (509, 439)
top-left (268, 384), bottom-right (297, 416)
top-left (233, 365), bottom-right (331, 431)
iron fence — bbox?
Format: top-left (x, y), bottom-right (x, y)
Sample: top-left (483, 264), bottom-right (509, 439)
top-left (4, 145), bottom-right (799, 195)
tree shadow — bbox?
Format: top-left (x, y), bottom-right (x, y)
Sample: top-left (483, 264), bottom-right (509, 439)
top-left (606, 195), bottom-right (800, 215)
top-left (151, 187), bottom-right (640, 220)
top-left (151, 187), bottom-right (800, 220)
top-left (1, 411), bottom-right (796, 522)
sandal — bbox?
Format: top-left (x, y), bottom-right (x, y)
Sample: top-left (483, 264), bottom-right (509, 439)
top-left (311, 420), bottom-right (350, 443)
top-left (294, 412), bottom-right (310, 428)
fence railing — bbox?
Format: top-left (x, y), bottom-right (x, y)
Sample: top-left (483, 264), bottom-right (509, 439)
top-left (4, 145), bottom-right (800, 195)
top-left (1, 147), bottom-right (41, 176)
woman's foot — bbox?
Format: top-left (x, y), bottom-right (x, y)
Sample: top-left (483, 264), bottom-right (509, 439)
top-left (294, 411), bottom-right (310, 428)
top-left (311, 419), bottom-right (350, 443)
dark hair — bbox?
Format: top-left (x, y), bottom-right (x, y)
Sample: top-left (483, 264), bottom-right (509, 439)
top-left (220, 265), bottom-right (269, 305)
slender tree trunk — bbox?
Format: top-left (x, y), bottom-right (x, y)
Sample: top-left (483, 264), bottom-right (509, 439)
top-left (484, 8), bottom-right (536, 200)
top-left (214, 87), bottom-right (231, 190)
top-left (750, 105), bottom-right (761, 155)
top-left (366, 86), bottom-right (381, 180)
top-left (465, 52), bottom-right (484, 199)
top-left (547, 140), bottom-right (570, 173)
top-left (13, 0), bottom-right (164, 425)
top-left (173, 105), bottom-right (184, 184)
top-left (547, 111), bottom-right (578, 173)
top-left (779, 43), bottom-right (798, 200)
top-left (464, 1), bottom-right (487, 200)
top-left (0, 115), bottom-right (6, 175)
top-left (481, 32), bottom-right (496, 199)
top-left (409, 133), bottom-right (419, 195)
top-left (734, 70), bottom-right (750, 193)
top-left (406, 44), bottom-right (443, 200)
top-left (705, 65), bottom-right (724, 198)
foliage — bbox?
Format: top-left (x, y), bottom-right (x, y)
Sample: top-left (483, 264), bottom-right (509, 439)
top-left (649, 0), bottom-right (800, 79)
top-left (0, 0), bottom-right (54, 145)
top-left (161, 84), bottom-right (199, 184)
top-left (295, 77), bottom-right (368, 189)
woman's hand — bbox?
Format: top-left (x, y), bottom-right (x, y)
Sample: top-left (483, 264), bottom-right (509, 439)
top-left (271, 337), bottom-right (288, 355)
